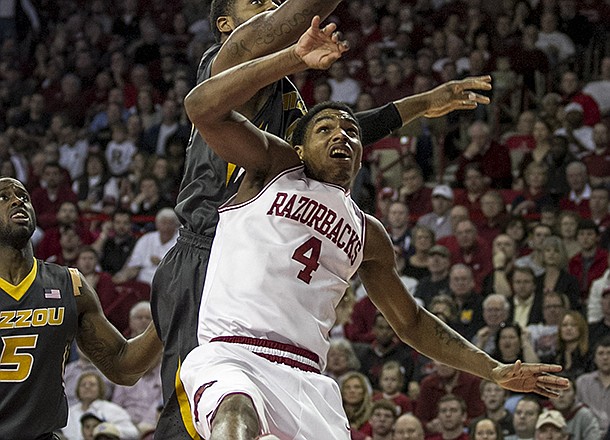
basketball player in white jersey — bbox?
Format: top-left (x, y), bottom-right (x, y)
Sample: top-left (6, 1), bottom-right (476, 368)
top-left (179, 17), bottom-right (569, 440)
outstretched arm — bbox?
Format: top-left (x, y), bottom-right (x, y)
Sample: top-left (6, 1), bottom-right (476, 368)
top-left (356, 76), bottom-right (493, 146)
top-left (212, 0), bottom-right (343, 75)
top-left (185, 16), bottom-right (348, 172)
top-left (358, 215), bottom-right (568, 398)
top-left (74, 271), bottom-right (162, 386)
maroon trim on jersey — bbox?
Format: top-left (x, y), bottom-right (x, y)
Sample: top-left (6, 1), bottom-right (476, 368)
top-left (210, 335), bottom-right (321, 373)
top-left (218, 165), bottom-right (305, 213)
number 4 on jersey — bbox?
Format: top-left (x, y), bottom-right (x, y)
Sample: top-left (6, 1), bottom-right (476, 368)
top-left (292, 237), bottom-right (322, 283)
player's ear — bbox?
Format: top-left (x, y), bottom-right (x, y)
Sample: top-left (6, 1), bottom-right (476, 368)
top-left (217, 15), bottom-right (236, 34)
top-left (293, 145), bottom-right (304, 161)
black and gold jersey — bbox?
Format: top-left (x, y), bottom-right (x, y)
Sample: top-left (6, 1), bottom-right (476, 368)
top-left (0, 260), bottom-right (79, 439)
top-left (174, 43), bottom-right (307, 236)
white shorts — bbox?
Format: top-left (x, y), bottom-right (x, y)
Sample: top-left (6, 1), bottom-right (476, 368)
top-left (180, 340), bottom-right (351, 440)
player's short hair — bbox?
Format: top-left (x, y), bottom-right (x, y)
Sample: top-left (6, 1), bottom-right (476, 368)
top-left (291, 101), bottom-right (361, 147)
top-left (210, 0), bottom-right (238, 42)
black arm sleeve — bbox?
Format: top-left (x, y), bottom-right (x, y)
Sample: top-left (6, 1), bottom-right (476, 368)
top-left (355, 103), bottom-right (403, 147)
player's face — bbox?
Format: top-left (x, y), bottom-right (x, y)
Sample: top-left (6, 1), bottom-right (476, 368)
top-left (296, 109), bottom-right (362, 190)
top-left (231, 0), bottom-right (278, 28)
top-left (0, 178), bottom-right (36, 248)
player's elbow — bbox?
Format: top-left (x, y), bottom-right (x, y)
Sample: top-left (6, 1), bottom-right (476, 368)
top-left (184, 89), bottom-right (212, 124)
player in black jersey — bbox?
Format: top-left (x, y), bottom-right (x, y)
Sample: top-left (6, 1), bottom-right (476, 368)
top-left (0, 177), bottom-right (162, 440)
top-left (151, 1), bottom-right (493, 437)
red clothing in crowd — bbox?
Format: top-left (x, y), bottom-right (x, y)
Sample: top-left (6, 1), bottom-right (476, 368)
top-left (565, 93), bottom-right (601, 127)
top-left (344, 296), bottom-right (378, 344)
top-left (444, 237), bottom-right (493, 293)
top-left (403, 186), bottom-right (433, 220)
top-left (568, 247), bottom-right (609, 302)
top-left (35, 226), bottom-right (96, 261)
top-left (414, 371), bottom-right (484, 427)
top-left (372, 391), bottom-right (413, 415)
top-left (30, 185), bottom-right (79, 230)
top-left (455, 141), bottom-right (512, 189)
top-left (582, 149), bottom-right (610, 180)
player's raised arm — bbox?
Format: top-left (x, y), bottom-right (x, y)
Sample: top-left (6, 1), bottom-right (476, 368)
top-left (75, 271), bottom-right (162, 386)
top-left (185, 16), bottom-right (348, 172)
top-left (357, 215), bottom-right (569, 398)
top-left (212, 0), bottom-right (344, 75)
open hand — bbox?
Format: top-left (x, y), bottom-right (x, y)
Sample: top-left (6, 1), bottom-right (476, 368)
top-left (295, 16), bottom-right (349, 70)
top-left (491, 360), bottom-right (569, 398)
top-left (424, 75), bottom-right (492, 118)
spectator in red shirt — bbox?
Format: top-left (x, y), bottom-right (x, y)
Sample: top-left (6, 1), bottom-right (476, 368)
top-left (569, 219), bottom-right (609, 303)
top-left (426, 394), bottom-right (470, 440)
top-left (447, 219), bottom-right (493, 292)
top-left (589, 185), bottom-right (610, 242)
top-left (478, 190), bottom-right (510, 247)
top-left (456, 121), bottom-right (512, 189)
top-left (399, 165), bottom-right (433, 220)
top-left (30, 162), bottom-right (79, 230)
top-left (582, 123), bottom-right (610, 187)
top-left (559, 161), bottom-right (592, 218)
top-left (560, 71), bottom-right (601, 127)
top-left (415, 362), bottom-right (484, 434)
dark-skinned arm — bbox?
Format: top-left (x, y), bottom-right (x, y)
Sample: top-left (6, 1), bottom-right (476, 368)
top-left (185, 17), bottom-right (346, 172)
top-left (74, 271), bottom-right (162, 386)
top-left (356, 76), bottom-right (493, 146)
top-left (212, 0), bottom-right (343, 75)
top-left (357, 215), bottom-right (569, 398)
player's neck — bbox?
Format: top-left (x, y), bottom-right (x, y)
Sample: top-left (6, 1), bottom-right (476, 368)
top-left (0, 244), bottom-right (34, 285)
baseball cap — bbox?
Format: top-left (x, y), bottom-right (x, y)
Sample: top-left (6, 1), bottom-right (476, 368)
top-left (564, 102), bottom-right (584, 113)
top-left (92, 422), bottom-right (121, 439)
top-left (428, 244), bottom-right (450, 258)
top-left (536, 410), bottom-right (566, 430)
top-left (80, 412), bottom-right (104, 424)
top-left (432, 185), bottom-right (453, 200)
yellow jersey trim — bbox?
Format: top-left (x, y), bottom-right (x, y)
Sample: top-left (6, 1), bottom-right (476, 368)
top-left (0, 258), bottom-right (38, 301)
top-left (68, 268), bottom-right (82, 297)
top-left (176, 359), bottom-right (202, 439)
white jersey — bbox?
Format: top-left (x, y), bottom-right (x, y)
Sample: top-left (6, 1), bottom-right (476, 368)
top-left (198, 165), bottom-right (366, 369)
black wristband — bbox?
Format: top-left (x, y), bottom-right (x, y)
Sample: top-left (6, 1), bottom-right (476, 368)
top-left (355, 103), bottom-right (403, 147)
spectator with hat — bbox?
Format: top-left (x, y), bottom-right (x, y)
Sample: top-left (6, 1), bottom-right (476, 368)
top-left (92, 422), bottom-right (121, 440)
top-left (560, 71), bottom-right (601, 127)
top-left (555, 103), bottom-right (595, 158)
top-left (414, 244), bottom-right (451, 307)
top-left (80, 412), bottom-right (103, 440)
top-left (534, 410), bottom-right (569, 440)
top-left (418, 184), bottom-right (454, 240)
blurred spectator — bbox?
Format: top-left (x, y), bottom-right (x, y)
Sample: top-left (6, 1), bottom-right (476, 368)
top-left (555, 103), bottom-right (595, 158)
top-left (470, 418), bottom-right (504, 440)
top-left (472, 294), bottom-right (510, 355)
top-left (473, 381), bottom-right (514, 437)
top-left (504, 216), bottom-right (530, 258)
top-left (415, 362), bottom-right (484, 434)
top-left (456, 121), bottom-right (512, 189)
top-left (130, 89), bottom-right (160, 131)
top-left (582, 57), bottom-right (610, 116)
top-left (386, 201), bottom-right (413, 260)
top-left (365, 399), bottom-right (399, 440)
top-left (324, 338), bottom-right (361, 383)
top-left (535, 236), bottom-right (580, 310)
top-left (478, 190), bottom-right (510, 245)
top-left (447, 219), bottom-right (492, 292)
top-left (532, 411), bottom-right (568, 440)
top-left (128, 175), bottom-right (172, 217)
top-left (357, 313), bottom-right (414, 392)
top-left (559, 71), bottom-right (601, 127)
top-left (510, 266), bottom-right (543, 328)
top-left (582, 124), bottom-right (610, 187)
top-left (527, 291), bottom-right (569, 360)
top-left (535, 12), bottom-right (575, 67)
top-left (448, 264), bottom-right (484, 340)
top-left (80, 412), bottom-right (103, 440)
top-left (454, 165), bottom-right (487, 225)
top-left (587, 249), bottom-right (610, 321)
top-left (47, 224), bottom-right (82, 266)
top-left (502, 110), bottom-right (537, 154)
top-left (393, 413), bottom-right (425, 440)
top-left (539, 93), bottom-right (563, 131)
top-left (542, 311), bottom-right (590, 381)
top-left (399, 165), bottom-right (433, 219)
top-left (575, 336), bottom-right (610, 433)
top-left (142, 98), bottom-right (189, 156)
top-left (515, 223), bottom-right (553, 276)
top-left (148, 155), bottom-right (176, 201)
top-left (73, 153), bottom-right (120, 214)
top-left (569, 219), bottom-right (608, 302)
top-left (549, 377), bottom-right (602, 440)
top-left (588, 185), bottom-right (610, 245)
top-left (111, 302), bottom-right (162, 435)
top-left (105, 123), bottom-right (137, 178)
top-left (99, 210), bottom-right (136, 275)
top-left (414, 244), bottom-right (451, 307)
top-left (371, 59), bottom-right (412, 106)
top-left (58, 124), bottom-right (90, 181)
top-left (372, 361), bottom-right (413, 416)
top-left (62, 371), bottom-right (139, 440)
top-left (546, 135), bottom-right (576, 200)
top-left (491, 323), bottom-right (539, 365)
top-left (341, 371), bottom-right (374, 434)
top-left (345, 292), bottom-right (379, 344)
top-left (418, 185), bottom-right (454, 240)
top-left (507, 25), bottom-right (549, 94)
top-left (111, 0), bottom-right (140, 45)
top-left (64, 347), bottom-right (114, 407)
top-left (557, 211), bottom-right (582, 259)
top-left (517, 119), bottom-right (554, 181)
top-left (403, 225), bottom-right (434, 280)
top-left (31, 162), bottom-right (78, 230)
top-left (326, 59), bottom-right (361, 106)
top-left (426, 394), bottom-right (469, 440)
top-left (113, 207), bottom-right (179, 286)
top-left (505, 397), bottom-right (542, 440)
top-left (481, 234), bottom-right (517, 297)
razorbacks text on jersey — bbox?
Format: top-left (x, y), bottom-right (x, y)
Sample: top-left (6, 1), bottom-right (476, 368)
top-left (198, 166), bottom-right (366, 368)
top-left (0, 260), bottom-right (79, 439)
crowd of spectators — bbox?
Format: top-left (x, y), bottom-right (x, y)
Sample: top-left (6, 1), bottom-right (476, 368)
top-left (2, 0), bottom-right (610, 439)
